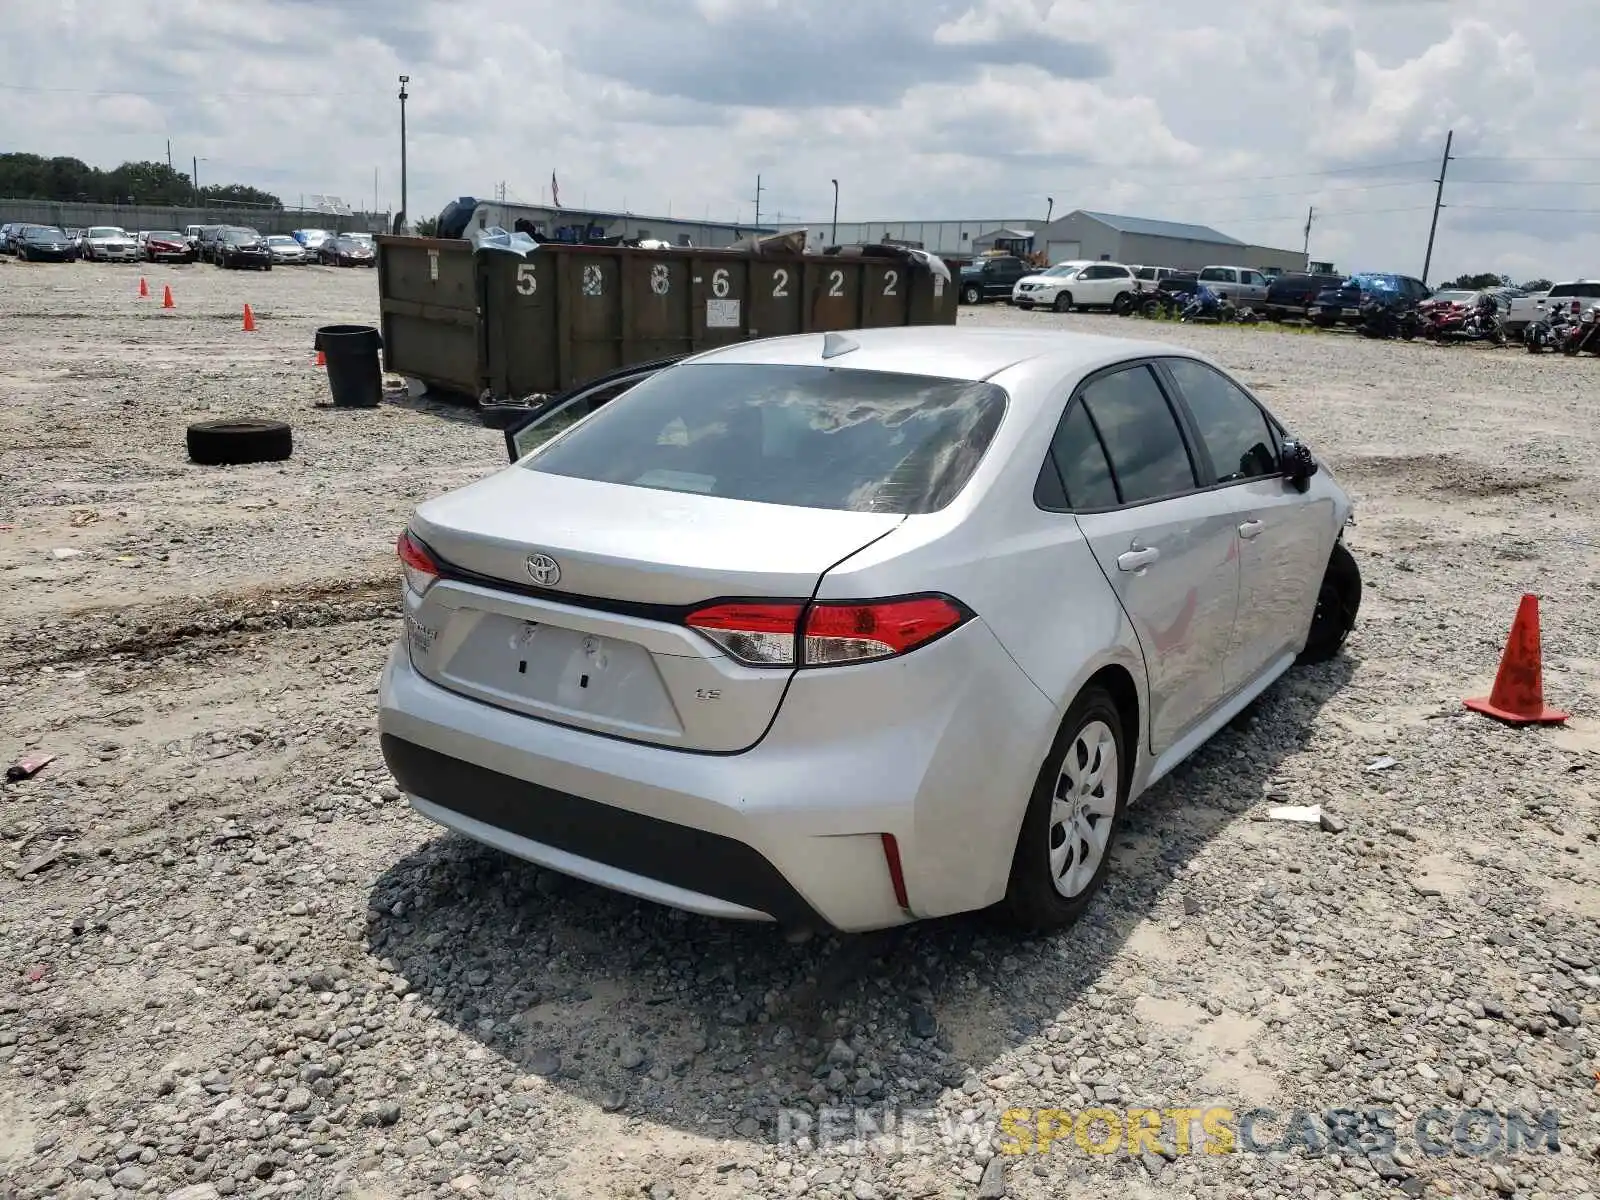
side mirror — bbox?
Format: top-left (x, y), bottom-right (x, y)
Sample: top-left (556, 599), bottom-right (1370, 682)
top-left (1281, 439), bottom-right (1318, 492)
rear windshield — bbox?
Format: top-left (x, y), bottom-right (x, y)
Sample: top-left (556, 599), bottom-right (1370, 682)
top-left (1550, 282), bottom-right (1600, 298)
top-left (525, 363), bottom-right (1007, 514)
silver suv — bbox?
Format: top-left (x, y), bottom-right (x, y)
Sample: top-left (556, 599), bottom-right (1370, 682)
top-left (378, 328), bottom-right (1360, 935)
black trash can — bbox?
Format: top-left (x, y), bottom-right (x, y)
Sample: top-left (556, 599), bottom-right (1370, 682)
top-left (314, 324), bottom-right (384, 409)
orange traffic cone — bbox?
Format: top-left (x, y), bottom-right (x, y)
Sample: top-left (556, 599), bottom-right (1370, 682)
top-left (162, 285), bottom-right (174, 309)
top-left (138, 276), bottom-right (149, 298)
top-left (1464, 594), bottom-right (1568, 725)
top-left (242, 304), bottom-right (256, 332)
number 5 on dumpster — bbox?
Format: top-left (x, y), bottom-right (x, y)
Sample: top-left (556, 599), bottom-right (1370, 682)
top-left (515, 264), bottom-right (537, 296)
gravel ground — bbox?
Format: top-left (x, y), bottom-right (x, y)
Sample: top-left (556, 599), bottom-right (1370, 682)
top-left (1, 260), bottom-right (1597, 1200)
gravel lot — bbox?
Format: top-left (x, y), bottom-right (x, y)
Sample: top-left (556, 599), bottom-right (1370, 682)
top-left (1, 259), bottom-right (1596, 1200)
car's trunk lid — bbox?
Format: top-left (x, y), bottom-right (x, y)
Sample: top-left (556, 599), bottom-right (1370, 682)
top-left (405, 467), bottom-right (902, 751)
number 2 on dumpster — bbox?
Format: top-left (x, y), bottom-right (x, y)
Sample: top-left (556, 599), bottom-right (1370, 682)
top-left (515, 263), bottom-right (537, 296)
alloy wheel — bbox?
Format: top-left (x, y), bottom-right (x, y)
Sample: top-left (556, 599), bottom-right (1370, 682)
top-left (1049, 720), bottom-right (1118, 898)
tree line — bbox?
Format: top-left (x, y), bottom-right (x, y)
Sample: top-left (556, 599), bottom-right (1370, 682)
top-left (1444, 272), bottom-right (1553, 292)
top-left (0, 153), bottom-right (282, 209)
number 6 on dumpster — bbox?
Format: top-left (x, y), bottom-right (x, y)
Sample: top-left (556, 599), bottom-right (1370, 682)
top-left (711, 268), bottom-right (731, 298)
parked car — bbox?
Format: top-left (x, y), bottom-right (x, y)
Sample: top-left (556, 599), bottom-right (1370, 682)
top-left (377, 326), bottom-right (1361, 935)
top-left (0, 223), bottom-right (26, 254)
top-left (1130, 265), bottom-right (1189, 288)
top-left (184, 224), bottom-right (205, 248)
top-left (293, 228), bottom-right (335, 255)
top-left (214, 228), bottom-right (273, 270)
top-left (16, 225), bottom-right (77, 262)
top-left (1196, 266), bottom-right (1272, 307)
top-left (1263, 273), bottom-right (1346, 321)
top-left (142, 230), bottom-right (195, 263)
top-left (80, 226), bottom-right (140, 263)
top-left (264, 235), bottom-right (308, 264)
top-left (319, 234), bottom-right (376, 267)
top-left (195, 225), bottom-right (232, 263)
top-left (958, 255), bottom-right (1029, 304)
top-left (1503, 280), bottom-right (1600, 336)
top-left (1014, 262), bottom-right (1139, 313)
top-left (1310, 273), bottom-right (1431, 326)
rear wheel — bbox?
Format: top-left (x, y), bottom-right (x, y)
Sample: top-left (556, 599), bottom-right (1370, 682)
top-left (1052, 291), bottom-right (1073, 313)
top-left (962, 284), bottom-right (981, 305)
top-left (1001, 686), bottom-right (1126, 932)
top-left (1298, 540), bottom-right (1362, 664)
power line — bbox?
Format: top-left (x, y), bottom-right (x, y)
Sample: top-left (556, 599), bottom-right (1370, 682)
top-left (1448, 203), bottom-right (1600, 215)
top-left (1216, 205), bottom-right (1434, 225)
top-left (1454, 155), bottom-right (1600, 164)
top-left (0, 83), bottom-right (365, 99)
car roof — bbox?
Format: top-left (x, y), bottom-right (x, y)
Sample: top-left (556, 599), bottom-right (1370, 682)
top-left (679, 326), bottom-right (1206, 389)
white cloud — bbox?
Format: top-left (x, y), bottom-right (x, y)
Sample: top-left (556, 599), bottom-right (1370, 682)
top-left (1, 0), bottom-right (1596, 281)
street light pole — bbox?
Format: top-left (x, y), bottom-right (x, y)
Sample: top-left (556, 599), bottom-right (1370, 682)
top-left (830, 178), bottom-right (838, 247)
top-left (398, 75), bottom-right (410, 232)
top-left (192, 156), bottom-right (201, 206)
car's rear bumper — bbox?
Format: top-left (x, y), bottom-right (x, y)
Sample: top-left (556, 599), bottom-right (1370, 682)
top-left (377, 614), bottom-right (1053, 931)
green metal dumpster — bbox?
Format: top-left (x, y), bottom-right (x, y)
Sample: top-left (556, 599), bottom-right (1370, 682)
top-left (375, 237), bottom-right (957, 402)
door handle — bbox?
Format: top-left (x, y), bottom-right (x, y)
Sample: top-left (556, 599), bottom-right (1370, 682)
top-left (1238, 520), bottom-right (1264, 540)
top-left (1117, 546), bottom-right (1160, 572)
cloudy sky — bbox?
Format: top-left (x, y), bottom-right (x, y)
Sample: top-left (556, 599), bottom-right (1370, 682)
top-left (6, 0), bottom-right (1599, 281)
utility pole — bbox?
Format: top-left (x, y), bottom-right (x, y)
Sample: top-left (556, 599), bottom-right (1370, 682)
top-left (192, 156), bottom-right (200, 206)
top-left (1421, 129), bottom-right (1453, 288)
top-left (753, 174), bottom-right (764, 230)
top-left (398, 75), bottom-right (410, 231)
top-left (1045, 196), bottom-right (1054, 225)
top-left (830, 178), bottom-right (839, 247)
top-left (1302, 206), bottom-right (1314, 257)
top-left (166, 140), bottom-right (173, 172)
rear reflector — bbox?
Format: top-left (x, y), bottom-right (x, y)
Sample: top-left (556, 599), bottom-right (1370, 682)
top-left (396, 529), bottom-right (439, 596)
top-left (683, 594), bottom-right (970, 668)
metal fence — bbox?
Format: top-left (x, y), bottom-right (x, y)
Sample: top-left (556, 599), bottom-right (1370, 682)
top-left (0, 198), bottom-right (390, 236)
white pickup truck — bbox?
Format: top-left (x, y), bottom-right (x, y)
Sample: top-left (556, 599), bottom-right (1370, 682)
top-left (1196, 265), bottom-right (1272, 306)
top-left (1503, 279), bottom-right (1600, 336)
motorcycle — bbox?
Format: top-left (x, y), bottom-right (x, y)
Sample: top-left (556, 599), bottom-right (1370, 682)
top-left (1358, 295), bottom-right (1419, 340)
top-left (1426, 292), bottom-right (1505, 345)
top-left (1561, 303), bottom-right (1600, 356)
top-left (1523, 301), bottom-right (1574, 354)
top-left (1179, 285), bottom-right (1251, 324)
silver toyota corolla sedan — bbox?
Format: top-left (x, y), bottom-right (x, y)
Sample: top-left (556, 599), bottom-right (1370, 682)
top-left (378, 327), bottom-right (1360, 934)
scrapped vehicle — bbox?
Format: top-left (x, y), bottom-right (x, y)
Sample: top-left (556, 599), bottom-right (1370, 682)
top-left (959, 255), bottom-right (1029, 304)
top-left (378, 327), bottom-right (1360, 935)
top-left (143, 230), bottom-right (195, 263)
top-left (265, 234), bottom-right (308, 264)
top-left (1310, 273), bottom-right (1430, 326)
top-left (1523, 300), bottom-right (1575, 353)
top-left (319, 234), bottom-right (375, 266)
top-left (1563, 304), bottom-right (1600, 355)
top-left (293, 228), bottom-right (334, 255)
top-left (80, 226), bottom-right (140, 262)
top-left (16, 226), bottom-right (76, 262)
top-left (1263, 273), bottom-right (1345, 321)
top-left (215, 228), bottom-right (273, 270)
top-left (195, 225), bottom-right (233, 263)
top-left (1196, 266), bottom-right (1272, 306)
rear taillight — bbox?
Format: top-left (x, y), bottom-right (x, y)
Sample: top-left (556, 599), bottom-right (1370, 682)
top-left (683, 602), bottom-right (804, 665)
top-left (683, 595), bottom-right (970, 668)
top-left (396, 529), bottom-right (439, 596)
top-left (1572, 300), bottom-right (1582, 315)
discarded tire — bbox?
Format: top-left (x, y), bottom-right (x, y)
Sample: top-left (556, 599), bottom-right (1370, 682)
top-left (186, 419), bottom-right (293, 466)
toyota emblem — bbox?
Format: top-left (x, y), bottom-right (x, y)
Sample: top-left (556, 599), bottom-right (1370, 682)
top-left (524, 553), bottom-right (561, 587)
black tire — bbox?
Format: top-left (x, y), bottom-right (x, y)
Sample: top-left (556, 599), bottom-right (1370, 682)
top-left (1298, 540), bottom-right (1361, 665)
top-left (961, 285), bottom-right (981, 305)
top-left (1000, 685), bottom-right (1127, 932)
top-left (1052, 291), bottom-right (1073, 313)
top-left (186, 419), bottom-right (293, 466)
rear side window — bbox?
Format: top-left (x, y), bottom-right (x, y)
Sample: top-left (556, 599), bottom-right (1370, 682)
top-left (526, 363), bottom-right (1006, 515)
top-left (1551, 283), bottom-right (1600, 299)
top-left (1037, 401), bottom-right (1119, 510)
top-left (1076, 366), bottom-right (1197, 504)
top-left (1162, 359), bottom-right (1278, 484)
